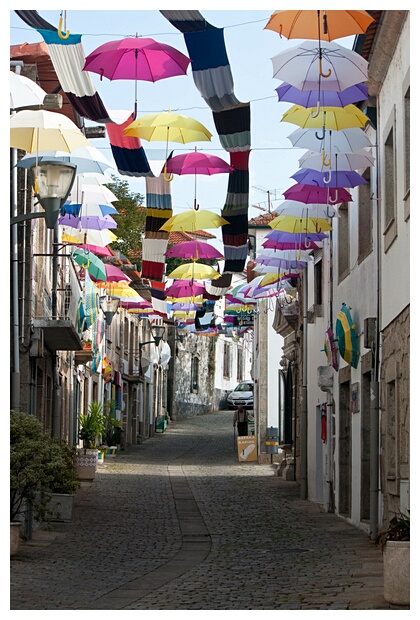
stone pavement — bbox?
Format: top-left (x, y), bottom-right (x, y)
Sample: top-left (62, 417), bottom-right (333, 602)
top-left (10, 411), bottom-right (410, 611)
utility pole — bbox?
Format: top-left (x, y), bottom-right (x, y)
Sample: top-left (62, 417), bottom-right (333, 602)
top-left (252, 186), bottom-right (283, 213)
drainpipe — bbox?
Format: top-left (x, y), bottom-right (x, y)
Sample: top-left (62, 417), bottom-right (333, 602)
top-left (300, 269), bottom-right (308, 499)
top-left (52, 224), bottom-right (61, 436)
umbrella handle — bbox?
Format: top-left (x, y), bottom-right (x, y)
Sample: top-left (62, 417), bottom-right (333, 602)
top-left (323, 169), bottom-right (332, 184)
top-left (321, 150), bottom-right (331, 166)
top-left (326, 205), bottom-right (336, 218)
top-left (58, 15), bottom-right (70, 39)
top-left (310, 101), bottom-right (320, 119)
top-left (163, 166), bottom-right (174, 182)
top-left (318, 57), bottom-right (332, 78)
top-left (316, 126), bottom-right (326, 141)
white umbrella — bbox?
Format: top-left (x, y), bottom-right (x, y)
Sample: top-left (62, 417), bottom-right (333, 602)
top-left (60, 226), bottom-right (117, 247)
top-left (10, 109), bottom-right (90, 153)
top-left (256, 249), bottom-right (312, 261)
top-left (273, 200), bottom-right (339, 218)
top-left (10, 71), bottom-right (47, 110)
top-left (271, 40), bottom-right (369, 92)
top-left (68, 184), bottom-right (118, 205)
top-left (287, 127), bottom-right (372, 153)
top-left (17, 145), bottom-right (115, 175)
top-left (299, 150), bottom-right (375, 172)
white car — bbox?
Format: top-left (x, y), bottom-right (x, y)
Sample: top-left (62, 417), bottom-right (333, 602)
top-left (227, 381), bottom-right (254, 410)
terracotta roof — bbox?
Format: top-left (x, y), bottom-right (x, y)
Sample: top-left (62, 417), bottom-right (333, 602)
top-left (168, 230), bottom-right (216, 244)
top-left (10, 41), bottom-right (81, 126)
top-left (248, 212), bottom-right (277, 227)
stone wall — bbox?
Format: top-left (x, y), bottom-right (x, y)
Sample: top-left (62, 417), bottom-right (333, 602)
top-left (380, 304), bottom-right (410, 520)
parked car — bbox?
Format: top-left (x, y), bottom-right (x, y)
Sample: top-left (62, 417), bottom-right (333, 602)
top-left (227, 381), bottom-right (254, 410)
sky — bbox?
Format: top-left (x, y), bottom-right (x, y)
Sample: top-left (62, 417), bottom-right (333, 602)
top-left (9, 4), bottom-right (358, 232)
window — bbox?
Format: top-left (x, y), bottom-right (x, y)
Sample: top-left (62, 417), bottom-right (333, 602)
top-left (191, 356), bottom-right (199, 392)
top-left (314, 256), bottom-right (323, 306)
top-left (384, 125), bottom-right (395, 228)
top-left (223, 341), bottom-right (230, 378)
top-left (404, 86), bottom-right (410, 197)
top-left (358, 168), bottom-right (372, 262)
top-left (338, 203), bottom-right (349, 280)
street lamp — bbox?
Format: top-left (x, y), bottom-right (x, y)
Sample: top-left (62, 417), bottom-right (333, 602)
top-left (141, 324), bottom-right (165, 348)
top-left (31, 160), bottom-right (77, 228)
top-left (99, 295), bottom-right (120, 326)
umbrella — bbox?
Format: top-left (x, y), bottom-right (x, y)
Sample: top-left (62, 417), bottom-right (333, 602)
top-left (273, 200), bottom-right (338, 220)
top-left (281, 105), bottom-right (370, 131)
top-left (165, 240), bottom-right (223, 261)
top-left (167, 262), bottom-right (220, 280)
top-left (264, 10), bottom-right (375, 42)
top-left (16, 145), bottom-right (115, 175)
top-left (160, 209), bottom-right (228, 232)
top-left (283, 184), bottom-right (352, 205)
top-left (276, 82), bottom-right (368, 108)
top-left (291, 168), bottom-right (367, 189)
top-left (10, 109), bottom-right (90, 153)
top-left (287, 127), bottom-right (372, 153)
top-left (323, 326), bottom-right (338, 371)
top-left (71, 248), bottom-right (107, 281)
top-left (165, 151), bottom-right (233, 175)
top-left (61, 227), bottom-right (117, 247)
top-left (299, 150), bottom-right (375, 172)
top-left (271, 41), bottom-right (369, 93)
top-left (62, 202), bottom-right (118, 217)
top-left (165, 280), bottom-right (206, 298)
top-left (171, 302), bottom-right (201, 311)
top-left (262, 239), bottom-right (322, 251)
top-left (58, 214), bottom-right (118, 230)
top-left (68, 184), bottom-right (117, 205)
top-left (76, 243), bottom-right (112, 257)
top-left (336, 303), bottom-right (359, 368)
top-left (83, 36), bottom-right (190, 119)
top-left (269, 215), bottom-right (333, 234)
top-left (10, 71), bottom-right (47, 110)
top-left (91, 264), bottom-right (130, 284)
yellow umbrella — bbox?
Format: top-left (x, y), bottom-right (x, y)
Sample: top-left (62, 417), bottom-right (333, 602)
top-left (10, 109), bottom-right (90, 153)
top-left (281, 104), bottom-right (369, 132)
top-left (124, 110), bottom-right (212, 181)
top-left (61, 228), bottom-right (118, 246)
top-left (160, 209), bottom-right (228, 232)
top-left (269, 215), bottom-right (332, 234)
top-left (167, 262), bottom-right (220, 280)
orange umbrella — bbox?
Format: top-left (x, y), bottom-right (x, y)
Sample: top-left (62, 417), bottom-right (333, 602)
top-left (264, 10), bottom-right (374, 42)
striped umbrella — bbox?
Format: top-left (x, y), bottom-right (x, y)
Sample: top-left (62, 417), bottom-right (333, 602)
top-left (336, 303), bottom-right (359, 368)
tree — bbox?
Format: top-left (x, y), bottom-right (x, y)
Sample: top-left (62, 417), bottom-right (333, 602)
top-left (106, 176), bottom-right (146, 263)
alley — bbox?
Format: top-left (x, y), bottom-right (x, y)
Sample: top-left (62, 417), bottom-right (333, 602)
top-left (10, 411), bottom-right (397, 611)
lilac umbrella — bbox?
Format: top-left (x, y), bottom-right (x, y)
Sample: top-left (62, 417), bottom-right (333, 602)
top-left (284, 184), bottom-right (352, 204)
top-left (58, 214), bottom-right (118, 230)
top-left (171, 302), bottom-right (201, 311)
top-left (165, 240), bottom-right (223, 260)
top-left (264, 229), bottom-right (327, 243)
top-left (263, 229), bottom-right (326, 250)
top-left (292, 168), bottom-right (368, 188)
top-left (262, 239), bottom-right (322, 250)
top-left (276, 82), bottom-right (368, 108)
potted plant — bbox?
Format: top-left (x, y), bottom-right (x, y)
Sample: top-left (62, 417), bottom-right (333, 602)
top-left (43, 441), bottom-right (80, 522)
top-left (376, 512), bottom-right (410, 606)
top-left (102, 401), bottom-right (122, 456)
top-left (74, 401), bottom-right (105, 480)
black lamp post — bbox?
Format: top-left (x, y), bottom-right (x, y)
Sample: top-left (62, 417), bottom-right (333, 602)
top-left (99, 295), bottom-right (120, 326)
top-left (141, 324), bottom-right (165, 348)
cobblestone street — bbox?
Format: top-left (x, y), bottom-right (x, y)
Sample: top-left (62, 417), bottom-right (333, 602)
top-left (10, 411), bottom-right (408, 611)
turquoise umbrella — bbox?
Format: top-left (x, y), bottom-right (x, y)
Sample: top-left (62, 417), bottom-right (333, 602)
top-left (71, 248), bottom-right (107, 281)
top-left (336, 303), bottom-right (359, 368)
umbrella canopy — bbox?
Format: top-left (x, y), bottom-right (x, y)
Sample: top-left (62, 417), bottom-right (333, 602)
top-left (276, 82), bottom-right (368, 108)
top-left (62, 202), bottom-right (118, 217)
top-left (287, 127), bottom-right (372, 153)
top-left (165, 151), bottom-right (233, 175)
top-left (323, 326), bottom-right (338, 371)
top-left (71, 248), bottom-right (107, 281)
top-left (165, 240), bottom-right (223, 261)
top-left (76, 243), bottom-right (112, 257)
top-left (165, 280), bottom-right (206, 298)
top-left (264, 10), bottom-right (375, 42)
top-left (271, 41), bottom-right (369, 92)
top-left (10, 109), bottom-right (90, 153)
top-left (281, 104), bottom-right (370, 131)
top-left (16, 145), bottom-right (115, 175)
top-left (269, 215), bottom-right (333, 234)
top-left (167, 262), bottom-right (220, 280)
top-left (91, 264), bottom-right (130, 284)
top-left (300, 150), bottom-right (375, 172)
top-left (291, 168), bottom-right (367, 189)
top-left (10, 71), bottom-right (47, 110)
top-left (273, 200), bottom-right (338, 218)
top-left (83, 36), bottom-right (190, 119)
top-left (61, 227), bottom-right (117, 247)
top-left (284, 184), bottom-right (352, 205)
top-left (58, 214), bottom-right (117, 230)
top-left (125, 111), bottom-right (212, 144)
top-left (68, 184), bottom-right (117, 205)
top-left (160, 209), bottom-right (228, 232)
top-left (336, 303), bottom-right (359, 368)
top-left (171, 302), bottom-right (201, 311)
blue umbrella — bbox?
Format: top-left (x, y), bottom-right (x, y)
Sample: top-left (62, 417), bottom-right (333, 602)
top-left (276, 82), bottom-right (368, 108)
top-left (292, 168), bottom-right (368, 189)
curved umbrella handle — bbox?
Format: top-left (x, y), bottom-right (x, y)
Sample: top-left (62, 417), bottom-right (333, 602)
top-left (319, 56), bottom-right (332, 78)
top-left (321, 150), bottom-right (331, 166)
top-left (328, 190), bottom-right (339, 204)
top-left (58, 15), bottom-right (70, 39)
top-left (315, 126), bottom-right (326, 141)
top-left (304, 237), bottom-right (312, 249)
top-left (163, 166), bottom-right (174, 183)
top-left (326, 205), bottom-right (336, 218)
top-left (310, 101), bottom-right (320, 119)
top-left (323, 169), bottom-right (332, 184)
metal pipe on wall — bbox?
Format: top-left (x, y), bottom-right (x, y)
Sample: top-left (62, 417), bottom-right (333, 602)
top-left (300, 269), bottom-right (308, 499)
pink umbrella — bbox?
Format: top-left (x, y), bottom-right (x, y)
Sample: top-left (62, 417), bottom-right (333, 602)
top-left (262, 239), bottom-right (322, 250)
top-left (83, 36), bottom-right (190, 119)
top-left (165, 280), bottom-right (206, 298)
top-left (165, 151), bottom-right (233, 176)
top-left (77, 243), bottom-right (112, 257)
top-left (91, 264), bottom-right (130, 283)
top-left (284, 184), bottom-right (352, 205)
top-left (165, 240), bottom-right (223, 261)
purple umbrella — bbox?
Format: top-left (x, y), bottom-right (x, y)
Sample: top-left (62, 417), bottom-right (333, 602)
top-left (283, 184), bottom-right (352, 204)
top-left (58, 214), bottom-right (118, 230)
top-left (276, 82), bottom-right (368, 108)
top-left (165, 240), bottom-right (223, 260)
top-left (165, 151), bottom-right (233, 176)
top-left (165, 280), bottom-right (206, 299)
top-left (171, 302), bottom-right (201, 311)
top-left (292, 168), bottom-right (368, 188)
top-left (263, 229), bottom-right (326, 250)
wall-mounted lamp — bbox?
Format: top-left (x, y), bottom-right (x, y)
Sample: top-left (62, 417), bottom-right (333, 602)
top-left (141, 324), bottom-right (165, 348)
top-left (99, 294), bottom-right (120, 326)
